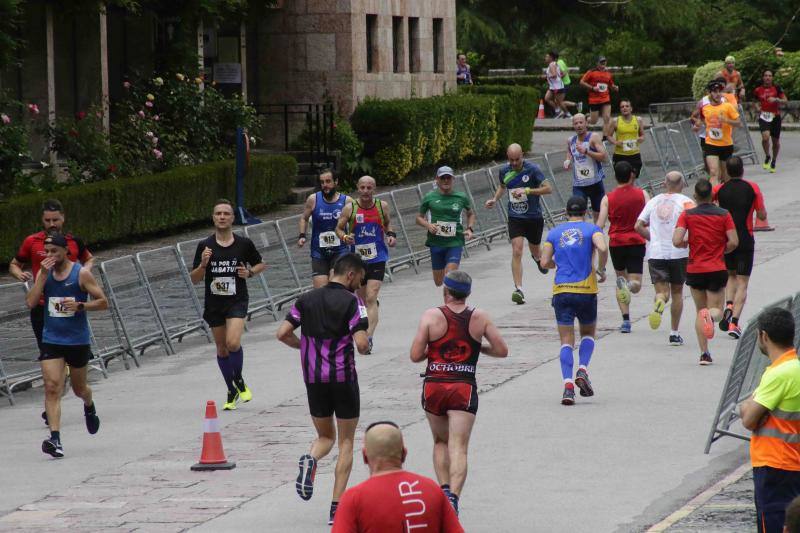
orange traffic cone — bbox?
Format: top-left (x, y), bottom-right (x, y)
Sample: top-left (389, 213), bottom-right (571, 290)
top-left (191, 400), bottom-right (236, 471)
top-left (537, 99), bottom-right (546, 119)
top-left (754, 212), bottom-right (775, 231)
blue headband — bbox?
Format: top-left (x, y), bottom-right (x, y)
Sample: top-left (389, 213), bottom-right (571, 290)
top-left (443, 276), bottom-right (471, 294)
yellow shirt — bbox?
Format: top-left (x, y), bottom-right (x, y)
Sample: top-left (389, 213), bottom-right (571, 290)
top-left (614, 115), bottom-right (640, 155)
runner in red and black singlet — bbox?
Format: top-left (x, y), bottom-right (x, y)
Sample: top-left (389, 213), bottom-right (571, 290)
top-left (410, 271), bottom-right (507, 516)
top-left (753, 70), bottom-right (788, 172)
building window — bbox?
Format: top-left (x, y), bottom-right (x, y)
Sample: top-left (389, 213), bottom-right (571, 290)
top-left (432, 18), bottom-right (444, 73)
top-left (366, 14), bottom-right (378, 73)
top-left (392, 16), bottom-right (404, 73)
top-left (408, 17), bottom-right (419, 73)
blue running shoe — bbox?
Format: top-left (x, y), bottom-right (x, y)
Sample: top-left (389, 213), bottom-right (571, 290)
top-left (296, 454), bottom-right (317, 501)
top-left (620, 320), bottom-right (632, 333)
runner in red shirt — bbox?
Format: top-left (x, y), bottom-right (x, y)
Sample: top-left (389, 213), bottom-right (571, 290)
top-left (753, 70), bottom-right (788, 173)
top-left (673, 179), bottom-right (738, 365)
top-left (579, 56), bottom-right (618, 140)
top-left (410, 270), bottom-right (507, 515)
top-left (596, 161), bottom-right (649, 333)
top-left (331, 421), bottom-right (463, 533)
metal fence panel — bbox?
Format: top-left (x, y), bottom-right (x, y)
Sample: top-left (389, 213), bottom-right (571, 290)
top-left (544, 150), bottom-right (577, 210)
top-left (649, 101), bottom-right (695, 124)
top-left (678, 119), bottom-right (705, 174)
top-left (389, 187), bottom-right (427, 269)
top-left (649, 125), bottom-right (682, 174)
top-left (463, 168), bottom-right (509, 239)
top-left (244, 221), bottom-right (302, 310)
top-left (0, 283), bottom-right (39, 404)
top-left (274, 215), bottom-right (314, 294)
top-left (733, 105), bottom-right (758, 164)
top-left (667, 122), bottom-right (701, 179)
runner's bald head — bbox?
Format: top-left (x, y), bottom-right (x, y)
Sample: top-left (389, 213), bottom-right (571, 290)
top-left (665, 171), bottom-right (684, 192)
top-left (364, 421), bottom-right (405, 467)
top-left (507, 143), bottom-right (523, 158)
top-left (358, 175), bottom-right (376, 188)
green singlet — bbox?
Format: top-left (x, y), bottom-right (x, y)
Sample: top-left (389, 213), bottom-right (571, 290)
top-left (419, 190), bottom-right (472, 248)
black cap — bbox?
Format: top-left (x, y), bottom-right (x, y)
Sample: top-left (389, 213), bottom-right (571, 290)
top-left (707, 80), bottom-right (725, 91)
top-left (566, 195), bottom-right (588, 215)
top-left (44, 234), bottom-right (68, 249)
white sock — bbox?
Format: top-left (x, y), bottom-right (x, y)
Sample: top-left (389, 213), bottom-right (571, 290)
top-left (671, 330), bottom-right (679, 336)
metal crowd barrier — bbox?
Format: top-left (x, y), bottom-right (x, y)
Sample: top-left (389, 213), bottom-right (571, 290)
top-left (0, 283), bottom-right (42, 404)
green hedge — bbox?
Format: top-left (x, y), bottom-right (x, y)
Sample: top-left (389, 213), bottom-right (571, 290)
top-left (475, 67), bottom-right (695, 112)
top-left (0, 154), bottom-right (297, 262)
top-left (351, 87), bottom-right (538, 185)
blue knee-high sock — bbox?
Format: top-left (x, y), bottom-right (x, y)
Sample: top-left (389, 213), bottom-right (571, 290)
top-left (559, 344), bottom-right (574, 382)
top-left (228, 347), bottom-right (244, 379)
top-left (578, 337), bottom-right (595, 369)
top-left (217, 356), bottom-right (236, 393)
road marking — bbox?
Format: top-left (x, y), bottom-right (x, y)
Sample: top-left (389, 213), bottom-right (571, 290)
top-left (645, 462), bottom-right (751, 532)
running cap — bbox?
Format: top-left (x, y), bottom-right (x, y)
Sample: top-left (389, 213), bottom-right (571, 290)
top-left (436, 166), bottom-right (455, 178)
top-left (443, 272), bottom-right (472, 295)
top-left (44, 233), bottom-right (68, 249)
top-left (707, 80), bottom-right (725, 91)
top-left (597, 55), bottom-right (607, 63)
top-left (725, 55), bottom-right (735, 63)
top-left (566, 195), bottom-right (588, 215)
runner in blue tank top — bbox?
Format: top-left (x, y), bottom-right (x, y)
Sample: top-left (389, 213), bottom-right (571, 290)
top-left (564, 113), bottom-right (608, 223)
top-left (298, 169), bottom-right (351, 288)
top-left (25, 233), bottom-right (109, 459)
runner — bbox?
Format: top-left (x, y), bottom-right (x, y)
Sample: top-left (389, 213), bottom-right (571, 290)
top-left (190, 199), bottom-right (266, 410)
top-left (691, 79), bottom-right (738, 176)
top-left (753, 70), bottom-right (788, 173)
top-left (331, 421), bottom-right (463, 532)
top-left (276, 253), bottom-right (370, 525)
top-left (713, 156), bottom-right (768, 339)
top-left (540, 195), bottom-right (608, 405)
top-left (579, 56), bottom-right (618, 139)
top-left (635, 171), bottom-right (695, 346)
top-left (564, 113), bottom-right (608, 222)
top-left (25, 234), bottom-right (107, 458)
top-left (596, 161), bottom-right (649, 333)
top-left (484, 143), bottom-right (552, 305)
top-left (456, 53), bottom-right (472, 86)
top-left (700, 79), bottom-right (741, 185)
top-left (719, 55), bottom-right (745, 103)
top-left (416, 166), bottom-right (475, 287)
top-left (544, 51), bottom-right (571, 118)
top-left (672, 179), bottom-right (738, 365)
top-left (298, 169), bottom-right (350, 288)
top-left (410, 270), bottom-right (508, 515)
top-left (557, 53), bottom-right (578, 113)
top-left (336, 176), bottom-right (397, 353)
top-left (609, 99), bottom-right (645, 178)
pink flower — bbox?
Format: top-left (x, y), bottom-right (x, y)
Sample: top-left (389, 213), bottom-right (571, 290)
top-left (1, 113), bottom-right (10, 125)
top-left (28, 103), bottom-right (40, 115)
top-left (153, 115), bottom-right (160, 121)
top-left (153, 148), bottom-right (163, 159)
top-left (123, 81), bottom-right (131, 89)
top-left (137, 110), bottom-right (145, 118)
top-left (145, 101), bottom-right (153, 108)
top-left (152, 137), bottom-right (159, 145)
top-left (76, 111), bottom-right (86, 121)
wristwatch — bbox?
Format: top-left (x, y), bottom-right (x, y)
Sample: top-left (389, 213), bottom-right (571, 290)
top-left (77, 303), bottom-right (85, 311)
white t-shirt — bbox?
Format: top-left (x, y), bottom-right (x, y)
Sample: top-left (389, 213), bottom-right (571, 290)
top-left (637, 192), bottom-right (695, 260)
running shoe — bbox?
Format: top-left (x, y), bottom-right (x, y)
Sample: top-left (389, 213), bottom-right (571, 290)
top-left (42, 438), bottom-right (64, 458)
top-left (769, 165), bottom-right (776, 173)
top-left (616, 277), bottom-right (631, 305)
top-left (699, 352), bottom-right (713, 366)
top-left (296, 454), bottom-right (317, 501)
top-left (554, 110), bottom-right (564, 119)
top-left (649, 299), bottom-right (665, 330)
top-left (575, 369), bottom-right (594, 397)
top-left (534, 257), bottom-right (549, 274)
top-left (699, 308), bottom-right (715, 339)
top-left (561, 384), bottom-right (575, 405)
top-left (565, 112), bottom-right (573, 118)
top-left (669, 334), bottom-right (684, 346)
top-left (728, 324), bottom-right (742, 340)
top-left (512, 289), bottom-right (526, 305)
top-left (762, 161), bottom-right (771, 171)
top-left (619, 320), bottom-right (632, 333)
top-left (366, 337), bottom-right (373, 354)
top-left (42, 410), bottom-right (48, 426)
top-left (84, 403), bottom-right (100, 435)
top-left (719, 304), bottom-right (733, 332)
top-left (448, 493), bottom-right (460, 516)
top-left (236, 379), bottom-right (252, 402)
top-left (223, 390), bottom-right (240, 411)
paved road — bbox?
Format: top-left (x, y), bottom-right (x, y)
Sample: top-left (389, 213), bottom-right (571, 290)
top-left (1, 131), bottom-right (798, 532)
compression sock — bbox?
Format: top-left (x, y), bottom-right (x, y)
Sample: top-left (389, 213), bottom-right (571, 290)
top-left (578, 337), bottom-right (595, 368)
top-left (228, 347), bottom-right (244, 380)
top-left (622, 313), bottom-right (630, 321)
top-left (50, 430), bottom-right (60, 443)
top-left (217, 356), bottom-right (237, 394)
top-left (559, 344), bottom-right (574, 382)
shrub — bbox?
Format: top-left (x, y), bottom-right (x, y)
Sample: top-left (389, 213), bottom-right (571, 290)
top-left (692, 62), bottom-right (724, 99)
top-left (776, 51), bottom-right (800, 99)
top-left (0, 99), bottom-right (30, 198)
top-left (48, 108), bottom-right (118, 183)
top-left (726, 40), bottom-right (783, 93)
top-left (458, 85), bottom-right (539, 149)
top-left (0, 154), bottom-right (297, 262)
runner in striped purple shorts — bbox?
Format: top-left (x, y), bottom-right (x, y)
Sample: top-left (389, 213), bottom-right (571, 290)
top-left (276, 252), bottom-right (371, 526)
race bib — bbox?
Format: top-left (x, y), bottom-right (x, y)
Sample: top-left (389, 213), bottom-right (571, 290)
top-left (760, 111), bottom-right (774, 122)
top-left (596, 83), bottom-right (608, 92)
top-left (355, 243), bottom-right (377, 260)
top-left (574, 159), bottom-right (596, 182)
top-left (318, 231), bottom-right (340, 248)
top-left (508, 188), bottom-right (528, 204)
top-left (622, 139), bottom-right (638, 152)
top-left (435, 221), bottom-right (457, 237)
top-left (708, 127), bottom-right (723, 140)
top-left (210, 277), bottom-right (237, 296)
top-left (48, 297), bottom-right (75, 318)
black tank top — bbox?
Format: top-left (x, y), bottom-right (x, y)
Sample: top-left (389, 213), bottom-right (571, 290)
top-left (424, 306), bottom-right (482, 383)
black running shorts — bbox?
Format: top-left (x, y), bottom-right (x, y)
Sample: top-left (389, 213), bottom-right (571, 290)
top-left (686, 270), bottom-right (728, 292)
top-left (758, 115), bottom-right (782, 139)
top-left (610, 244), bottom-right (646, 274)
top-left (39, 343), bottom-right (92, 368)
top-left (507, 217), bottom-right (544, 244)
top-left (724, 249), bottom-right (754, 277)
top-left (305, 381), bottom-right (360, 419)
top-left (203, 299), bottom-right (248, 328)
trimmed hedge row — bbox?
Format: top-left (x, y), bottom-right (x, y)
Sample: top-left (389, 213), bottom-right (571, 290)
top-left (351, 86), bottom-right (538, 185)
top-left (0, 154), bottom-right (297, 262)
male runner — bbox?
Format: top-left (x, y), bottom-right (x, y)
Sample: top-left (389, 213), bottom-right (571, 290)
top-left (753, 70), bottom-right (787, 173)
top-left (190, 199), bottom-right (266, 410)
top-left (673, 179), bottom-right (738, 365)
top-left (276, 253), bottom-right (370, 525)
top-left (416, 166), bottom-right (475, 286)
top-left (719, 55), bottom-right (745, 102)
top-left (456, 53), bottom-right (472, 86)
top-left (564, 113), bottom-right (608, 222)
top-left (609, 99), bottom-right (645, 178)
top-left (579, 56), bottom-right (618, 139)
top-left (691, 80), bottom-right (738, 175)
top-left (25, 234), bottom-right (107, 458)
top-left (410, 270), bottom-right (508, 515)
top-left (332, 421), bottom-right (463, 532)
top-left (635, 171), bottom-right (695, 346)
top-left (596, 161), bottom-right (649, 333)
top-left (540, 196), bottom-right (608, 405)
top-left (484, 143), bottom-right (552, 304)
top-left (700, 79), bottom-right (741, 185)
top-left (298, 169), bottom-right (350, 288)
top-left (714, 157), bottom-right (768, 339)
top-left (336, 176), bottom-right (397, 353)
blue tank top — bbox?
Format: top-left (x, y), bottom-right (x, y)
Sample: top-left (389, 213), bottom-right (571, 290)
top-left (310, 192), bottom-right (347, 259)
top-left (350, 201), bottom-right (389, 264)
top-left (569, 133), bottom-right (604, 187)
top-left (43, 262), bottom-right (91, 345)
